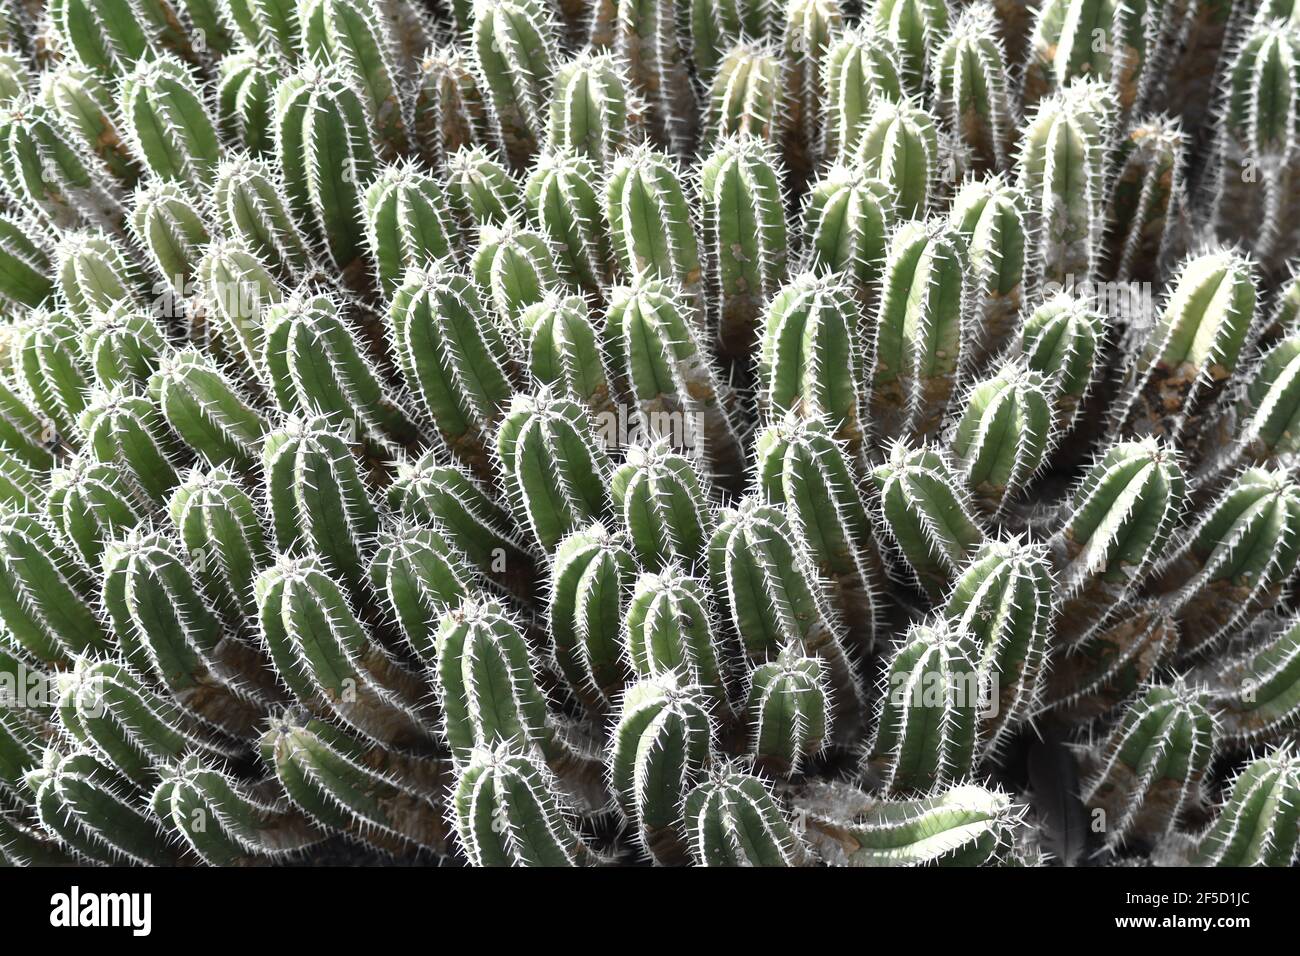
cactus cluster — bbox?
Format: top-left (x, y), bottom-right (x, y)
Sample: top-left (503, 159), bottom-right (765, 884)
top-left (0, 0), bottom-right (1297, 870)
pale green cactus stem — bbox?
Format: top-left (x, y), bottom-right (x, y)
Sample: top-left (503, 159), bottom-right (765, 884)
top-left (801, 164), bottom-right (892, 300)
top-left (610, 671), bottom-right (713, 864)
top-left (549, 50), bottom-right (637, 171)
top-left (414, 46), bottom-right (491, 167)
top-left (388, 262), bottom-right (519, 474)
top-left (262, 415), bottom-right (380, 597)
top-left (0, 509), bottom-right (109, 665)
top-left (1024, 0), bottom-right (1173, 116)
top-left (747, 645), bottom-right (829, 777)
top-left (45, 0), bottom-right (153, 77)
top-left (754, 413), bottom-right (885, 648)
top-left (869, 218), bottom-right (969, 443)
top-left (0, 373), bottom-right (54, 471)
top-left (368, 521), bottom-right (476, 666)
top-left (866, 618), bottom-right (980, 795)
top-left (168, 466), bottom-right (269, 625)
top-left (1192, 743), bottom-right (1299, 867)
top-left (262, 709), bottom-right (452, 856)
top-left (471, 0), bottom-right (557, 169)
top-left (79, 386), bottom-right (185, 505)
top-left (263, 289), bottom-right (421, 455)
top-left (518, 292), bottom-right (615, 420)
top-left (38, 63), bottom-right (137, 185)
top-left (1017, 78), bottom-right (1117, 287)
top-left (948, 175), bottom-right (1026, 369)
top-left (684, 766), bottom-right (810, 866)
top-left (1156, 466), bottom-right (1300, 657)
top-left (524, 149), bottom-right (616, 294)
top-left (851, 96), bottom-right (940, 221)
top-left (1212, 23), bottom-right (1300, 271)
top-left (387, 450), bottom-right (532, 580)
top-left (255, 555), bottom-right (435, 746)
top-left (548, 522), bottom-right (635, 707)
top-left (216, 49), bottom-right (278, 158)
top-left (444, 145), bottom-right (523, 231)
top-left (708, 496), bottom-right (863, 732)
top-left (212, 155), bottom-right (313, 281)
top-left (760, 270), bottom-right (866, 450)
top-left (1016, 291), bottom-right (1105, 432)
top-left (613, 0), bottom-right (698, 156)
top-left (796, 781), bottom-right (1021, 866)
top-left (698, 134), bottom-right (790, 360)
top-left (81, 302), bottom-right (167, 390)
top-left (779, 0), bottom-right (842, 178)
top-left (305, 0), bottom-right (411, 156)
top-left (0, 97), bottom-right (122, 229)
top-left (46, 456), bottom-right (144, 570)
top-left (1113, 249), bottom-right (1256, 450)
top-left (100, 527), bottom-right (272, 735)
top-left (149, 347), bottom-right (269, 472)
top-left (27, 747), bottom-right (178, 865)
top-left (470, 218), bottom-right (561, 325)
top-left (688, 0), bottom-right (776, 81)
top-left (605, 276), bottom-right (744, 483)
top-left (604, 144), bottom-right (705, 315)
top-left (176, 0), bottom-right (235, 55)
top-left (932, 3), bottom-right (1014, 175)
top-left (128, 178), bottom-right (211, 296)
top-left (0, 451), bottom-right (44, 511)
top-left (0, 47), bottom-right (24, 106)
top-left (118, 55), bottom-right (220, 194)
top-left (1, 696), bottom-right (44, 805)
top-left (11, 309), bottom-right (92, 442)
top-left (1052, 438), bottom-right (1184, 645)
top-left (453, 741), bottom-right (597, 866)
top-left (1261, 266), bottom-right (1300, 343)
top-left (872, 441), bottom-right (986, 602)
top-left (151, 754), bottom-right (323, 865)
top-left (871, 0), bottom-right (949, 95)
top-left (1211, 614), bottom-right (1300, 745)
top-left (362, 161), bottom-right (455, 297)
top-left (624, 564), bottom-right (729, 711)
top-left (0, 213), bottom-right (53, 308)
top-left (1102, 116), bottom-right (1186, 282)
top-left (611, 439), bottom-right (715, 571)
top-left (822, 28), bottom-right (904, 160)
top-left (1236, 333), bottom-right (1300, 468)
top-left (708, 40), bottom-right (784, 146)
top-left (220, 0), bottom-right (302, 60)
top-left (949, 362), bottom-right (1056, 516)
top-left (1081, 679), bottom-right (1217, 848)
top-left (56, 657), bottom-right (237, 787)
top-left (496, 387), bottom-right (613, 553)
top-left (942, 537), bottom-right (1053, 755)
top-left (274, 64), bottom-right (378, 280)
top-left (53, 229), bottom-right (141, 319)
top-left (195, 239), bottom-right (283, 383)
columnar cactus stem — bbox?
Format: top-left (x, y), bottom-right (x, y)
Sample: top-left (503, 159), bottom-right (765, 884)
top-left (128, 178), bottom-right (211, 296)
top-left (708, 40), bottom-right (784, 146)
top-left (614, 0), bottom-right (698, 156)
top-left (851, 96), bottom-right (940, 220)
top-left (872, 441), bottom-right (986, 602)
top-left (150, 347), bottom-right (269, 472)
top-left (0, 213), bottom-right (52, 308)
top-left (933, 3), bottom-right (1014, 175)
top-left (822, 28), bottom-right (903, 160)
top-left (38, 63), bottom-right (137, 186)
top-left (800, 164), bottom-right (892, 300)
top-left (256, 555), bottom-right (434, 746)
top-left (610, 439), bottom-right (714, 572)
top-left (220, 0), bottom-right (302, 60)
top-left (388, 262), bottom-right (518, 473)
top-left (495, 387), bottom-right (613, 553)
top-left (46, 456), bottom-right (144, 570)
top-left (1211, 614), bottom-right (1300, 746)
top-left (79, 387), bottom-right (185, 506)
top-left (46, 0), bottom-right (154, 77)
top-left (444, 146), bottom-right (523, 230)
top-left (779, 0), bottom-right (841, 179)
top-left (363, 161), bottom-right (455, 297)
top-left (948, 175), bottom-right (1026, 370)
top-left (1014, 291), bottom-right (1106, 433)
top-left (624, 564), bottom-right (728, 709)
top-left (216, 50), bottom-right (278, 158)
top-left (471, 0), bottom-right (557, 169)
top-left (262, 415), bottom-right (380, 596)
top-left (746, 645), bottom-right (829, 777)
top-left (683, 766), bottom-right (810, 866)
top-left (866, 618), bottom-right (980, 796)
top-left (414, 46), bottom-right (492, 167)
top-left (82, 302), bottom-right (167, 391)
top-left (870, 0), bottom-right (949, 95)
top-left (610, 672), bottom-right (713, 864)
top-left (688, 0), bottom-right (776, 82)
top-left (1193, 744), bottom-right (1300, 867)
top-left (525, 148), bottom-right (617, 294)
top-left (942, 537), bottom-right (1053, 755)
top-left (53, 229), bottom-right (141, 319)
top-left (118, 56), bottom-right (221, 194)
top-left (1051, 438), bottom-right (1185, 646)
top-left (11, 309), bottom-right (92, 442)
top-left (195, 239), bottom-right (283, 384)
top-left (1081, 679), bottom-right (1217, 848)
top-left (212, 156), bottom-right (313, 281)
top-left (470, 219), bottom-right (561, 324)
top-left (698, 134), bottom-right (790, 360)
top-left (519, 292), bottom-right (615, 422)
top-left (0, 452), bottom-right (44, 511)
top-left (1101, 116), bottom-right (1187, 282)
top-left (869, 218), bottom-right (969, 443)
top-left (0, 374), bottom-right (54, 471)
top-left (550, 50), bottom-right (638, 171)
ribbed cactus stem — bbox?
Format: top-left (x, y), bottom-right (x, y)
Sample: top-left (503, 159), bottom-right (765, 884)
top-left (79, 386), bottom-right (185, 506)
top-left (747, 645), bottom-right (829, 777)
top-left (852, 96), bottom-right (940, 221)
top-left (683, 766), bottom-right (810, 866)
top-left (149, 347), bottom-right (269, 472)
top-left (212, 155), bottom-right (313, 281)
top-left (801, 164), bottom-right (892, 301)
top-left (624, 564), bottom-right (729, 710)
top-left (1212, 613), bottom-right (1300, 745)
top-left (610, 439), bottom-right (715, 571)
top-left (933, 3), bottom-right (1014, 174)
top-left (525, 148), bottom-right (616, 294)
top-left (81, 303), bottom-right (166, 391)
top-left (471, 0), bottom-right (557, 168)
top-left (414, 46), bottom-right (492, 167)
top-left (0, 213), bottom-right (52, 308)
top-left (550, 50), bottom-right (637, 171)
top-left (948, 175), bottom-right (1026, 369)
top-left (1193, 744), bottom-right (1300, 867)
top-left (363, 160), bottom-right (455, 297)
top-left (1015, 291), bottom-right (1105, 432)
top-left (822, 28), bottom-right (904, 160)
top-left (1102, 115), bottom-right (1187, 282)
top-left (118, 55), bottom-right (220, 194)
top-left (46, 456), bottom-right (144, 570)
